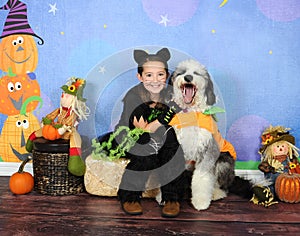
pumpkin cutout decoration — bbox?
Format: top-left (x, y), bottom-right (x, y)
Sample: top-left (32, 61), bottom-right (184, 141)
top-left (0, 109), bottom-right (41, 162)
top-left (0, 35), bottom-right (38, 74)
top-left (275, 173), bottom-right (300, 203)
top-left (0, 71), bottom-right (41, 116)
top-left (9, 157), bottom-right (34, 194)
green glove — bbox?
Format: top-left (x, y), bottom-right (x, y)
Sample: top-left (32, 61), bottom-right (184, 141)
top-left (157, 102), bottom-right (182, 125)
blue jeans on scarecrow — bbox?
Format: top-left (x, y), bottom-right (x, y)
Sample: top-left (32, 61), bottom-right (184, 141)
top-left (264, 159), bottom-right (289, 196)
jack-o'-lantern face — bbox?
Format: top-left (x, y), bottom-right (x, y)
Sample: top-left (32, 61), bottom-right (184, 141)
top-left (0, 73), bottom-right (40, 116)
top-left (0, 113), bottom-right (40, 162)
top-left (0, 35), bottom-right (38, 74)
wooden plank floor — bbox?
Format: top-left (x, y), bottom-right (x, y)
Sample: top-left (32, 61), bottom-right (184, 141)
top-left (0, 177), bottom-right (300, 235)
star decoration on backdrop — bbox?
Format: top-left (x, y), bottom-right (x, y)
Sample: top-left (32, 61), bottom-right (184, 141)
top-left (98, 66), bottom-right (106, 74)
top-left (49, 3), bottom-right (58, 16)
top-left (159, 14), bottom-right (170, 27)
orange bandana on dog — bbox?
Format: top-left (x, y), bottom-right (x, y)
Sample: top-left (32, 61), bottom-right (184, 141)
top-left (169, 112), bottom-right (236, 159)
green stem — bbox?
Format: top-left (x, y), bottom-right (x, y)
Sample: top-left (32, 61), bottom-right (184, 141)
top-left (18, 156), bottom-right (32, 173)
top-left (20, 96), bottom-right (43, 116)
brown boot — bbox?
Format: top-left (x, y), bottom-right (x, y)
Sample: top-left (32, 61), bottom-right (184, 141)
top-left (162, 201), bottom-right (180, 218)
top-left (122, 201), bottom-right (143, 215)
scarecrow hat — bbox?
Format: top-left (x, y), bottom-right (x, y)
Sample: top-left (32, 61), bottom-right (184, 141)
top-left (61, 78), bottom-right (87, 102)
top-left (0, 0), bottom-right (44, 44)
top-left (259, 125), bottom-right (295, 154)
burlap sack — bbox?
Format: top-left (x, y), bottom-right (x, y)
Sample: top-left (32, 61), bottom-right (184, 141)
top-left (84, 155), bottom-right (159, 198)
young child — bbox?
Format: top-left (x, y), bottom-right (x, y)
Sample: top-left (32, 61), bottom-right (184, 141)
top-left (99, 48), bottom-right (186, 217)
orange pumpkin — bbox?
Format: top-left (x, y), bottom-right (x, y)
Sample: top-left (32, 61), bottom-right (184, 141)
top-left (0, 35), bottom-right (38, 74)
top-left (42, 124), bottom-right (62, 141)
top-left (0, 72), bottom-right (40, 116)
top-left (275, 173), bottom-right (300, 203)
top-left (9, 157), bottom-right (34, 194)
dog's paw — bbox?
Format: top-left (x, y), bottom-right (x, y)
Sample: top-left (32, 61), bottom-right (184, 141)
top-left (191, 197), bottom-right (211, 210)
top-left (212, 188), bottom-right (227, 201)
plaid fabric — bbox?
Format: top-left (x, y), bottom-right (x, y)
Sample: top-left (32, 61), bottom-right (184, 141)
top-left (44, 108), bottom-right (79, 142)
top-left (46, 108), bottom-right (77, 127)
top-left (0, 113), bottom-right (40, 162)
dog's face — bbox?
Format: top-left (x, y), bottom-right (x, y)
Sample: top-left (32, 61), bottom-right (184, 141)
top-left (170, 59), bottom-right (216, 111)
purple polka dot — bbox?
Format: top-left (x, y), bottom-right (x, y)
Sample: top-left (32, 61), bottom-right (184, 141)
top-left (142, 0), bottom-right (200, 26)
top-left (227, 115), bottom-right (270, 161)
top-left (256, 0), bottom-right (300, 22)
top-left (35, 92), bottom-right (54, 121)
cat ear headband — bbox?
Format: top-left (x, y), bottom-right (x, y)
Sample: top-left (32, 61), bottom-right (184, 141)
top-left (133, 48), bottom-right (171, 66)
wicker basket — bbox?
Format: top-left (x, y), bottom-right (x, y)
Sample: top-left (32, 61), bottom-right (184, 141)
top-left (32, 137), bottom-right (85, 196)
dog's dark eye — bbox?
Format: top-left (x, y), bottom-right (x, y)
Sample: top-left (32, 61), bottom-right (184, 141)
top-left (176, 70), bottom-right (186, 76)
top-left (194, 71), bottom-right (201, 76)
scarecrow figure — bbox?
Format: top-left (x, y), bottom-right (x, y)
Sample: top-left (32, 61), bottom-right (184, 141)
top-left (251, 125), bottom-right (300, 207)
top-left (26, 77), bottom-right (90, 176)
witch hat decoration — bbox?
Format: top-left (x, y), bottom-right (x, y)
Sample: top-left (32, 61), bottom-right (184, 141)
top-left (0, 0), bottom-right (44, 44)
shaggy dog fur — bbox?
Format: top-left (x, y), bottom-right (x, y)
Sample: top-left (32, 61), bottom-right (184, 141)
top-left (168, 59), bottom-right (251, 210)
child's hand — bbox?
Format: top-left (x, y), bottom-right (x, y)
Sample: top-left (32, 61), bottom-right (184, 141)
top-left (133, 116), bottom-right (148, 130)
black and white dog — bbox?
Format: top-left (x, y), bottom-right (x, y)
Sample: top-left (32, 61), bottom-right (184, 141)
top-left (168, 59), bottom-right (252, 210)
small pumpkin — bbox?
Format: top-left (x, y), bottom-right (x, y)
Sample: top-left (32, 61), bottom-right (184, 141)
top-left (9, 157), bottom-right (34, 194)
top-left (275, 173), bottom-right (300, 203)
top-left (41, 117), bottom-right (62, 141)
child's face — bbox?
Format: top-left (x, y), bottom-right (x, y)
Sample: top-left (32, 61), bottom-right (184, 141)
top-left (137, 61), bottom-right (167, 95)
top-left (272, 141), bottom-right (289, 156)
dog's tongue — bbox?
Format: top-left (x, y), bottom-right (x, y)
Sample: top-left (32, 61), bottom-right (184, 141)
top-left (183, 86), bottom-right (194, 104)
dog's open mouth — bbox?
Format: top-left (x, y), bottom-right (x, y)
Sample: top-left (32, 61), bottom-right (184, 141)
top-left (181, 83), bottom-right (197, 104)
